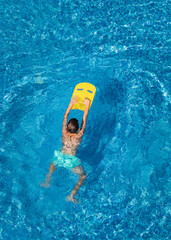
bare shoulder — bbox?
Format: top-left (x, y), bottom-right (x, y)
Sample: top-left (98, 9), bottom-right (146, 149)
top-left (62, 131), bottom-right (83, 142)
top-left (62, 131), bottom-right (67, 138)
top-left (76, 130), bottom-right (84, 139)
top-left (62, 132), bottom-right (79, 139)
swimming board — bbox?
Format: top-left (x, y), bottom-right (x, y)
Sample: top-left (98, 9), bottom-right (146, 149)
top-left (71, 82), bottom-right (96, 111)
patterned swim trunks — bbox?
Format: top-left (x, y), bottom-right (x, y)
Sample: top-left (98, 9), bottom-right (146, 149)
top-left (52, 150), bottom-right (81, 169)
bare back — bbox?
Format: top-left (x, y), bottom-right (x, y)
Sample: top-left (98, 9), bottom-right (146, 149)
top-left (62, 132), bottom-right (82, 155)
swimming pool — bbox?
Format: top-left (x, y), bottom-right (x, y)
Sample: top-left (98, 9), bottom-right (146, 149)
top-left (0, 0), bottom-right (170, 239)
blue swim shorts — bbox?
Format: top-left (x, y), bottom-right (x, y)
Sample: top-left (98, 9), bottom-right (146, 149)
top-left (52, 150), bottom-right (81, 170)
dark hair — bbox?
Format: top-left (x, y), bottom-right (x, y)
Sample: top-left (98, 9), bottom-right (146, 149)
top-left (67, 118), bottom-right (79, 133)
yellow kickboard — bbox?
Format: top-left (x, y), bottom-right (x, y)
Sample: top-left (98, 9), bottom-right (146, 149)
top-left (71, 82), bottom-right (96, 111)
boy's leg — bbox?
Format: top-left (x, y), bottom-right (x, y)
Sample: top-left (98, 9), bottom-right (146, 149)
top-left (67, 165), bottom-right (86, 203)
top-left (40, 163), bottom-right (57, 188)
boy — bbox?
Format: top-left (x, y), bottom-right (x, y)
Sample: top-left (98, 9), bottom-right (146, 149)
top-left (41, 96), bottom-right (90, 203)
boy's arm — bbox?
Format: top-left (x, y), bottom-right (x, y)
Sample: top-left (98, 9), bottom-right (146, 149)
top-left (62, 96), bottom-right (78, 134)
top-left (77, 98), bottom-right (90, 137)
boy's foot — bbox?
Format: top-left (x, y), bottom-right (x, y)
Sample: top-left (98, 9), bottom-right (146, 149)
top-left (40, 181), bottom-right (50, 188)
top-left (66, 195), bottom-right (80, 204)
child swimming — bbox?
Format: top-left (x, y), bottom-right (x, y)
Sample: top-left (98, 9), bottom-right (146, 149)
top-left (41, 96), bottom-right (90, 203)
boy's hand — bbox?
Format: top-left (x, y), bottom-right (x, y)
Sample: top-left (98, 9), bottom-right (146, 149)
top-left (71, 96), bottom-right (79, 105)
top-left (84, 98), bottom-right (90, 107)
top-left (71, 96), bottom-right (90, 107)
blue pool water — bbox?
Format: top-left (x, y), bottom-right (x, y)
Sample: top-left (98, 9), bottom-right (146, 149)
top-left (0, 0), bottom-right (170, 239)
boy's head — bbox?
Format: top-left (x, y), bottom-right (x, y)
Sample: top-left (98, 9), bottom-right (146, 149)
top-left (67, 118), bottom-right (79, 133)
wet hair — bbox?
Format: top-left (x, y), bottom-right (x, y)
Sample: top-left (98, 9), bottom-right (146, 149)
top-left (67, 118), bottom-right (79, 133)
